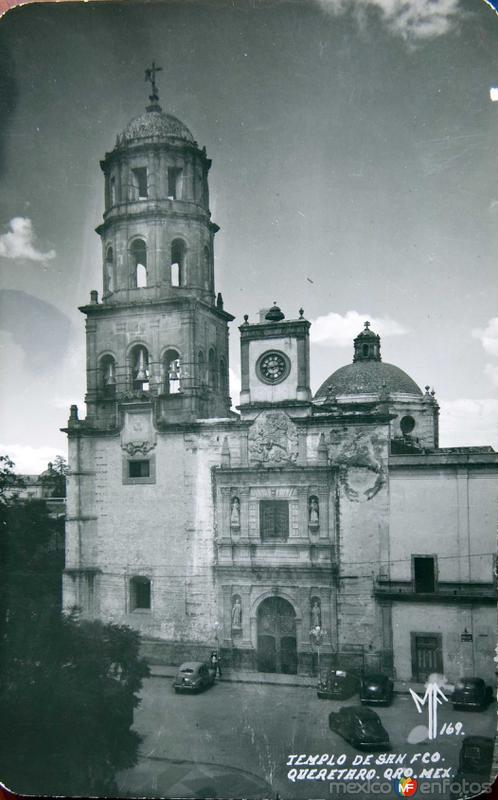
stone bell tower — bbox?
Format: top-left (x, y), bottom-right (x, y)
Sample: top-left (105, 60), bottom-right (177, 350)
top-left (82, 63), bottom-right (234, 425)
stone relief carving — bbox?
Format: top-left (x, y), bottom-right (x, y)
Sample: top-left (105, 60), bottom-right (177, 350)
top-left (248, 411), bottom-right (298, 467)
top-left (123, 441), bottom-right (155, 456)
top-left (331, 430), bottom-right (386, 502)
top-left (121, 409), bottom-right (156, 453)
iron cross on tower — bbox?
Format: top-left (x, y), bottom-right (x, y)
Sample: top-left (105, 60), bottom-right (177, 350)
top-left (145, 61), bottom-right (163, 105)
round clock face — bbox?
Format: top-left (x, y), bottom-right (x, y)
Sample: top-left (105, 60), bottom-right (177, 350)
top-left (258, 351), bottom-right (290, 384)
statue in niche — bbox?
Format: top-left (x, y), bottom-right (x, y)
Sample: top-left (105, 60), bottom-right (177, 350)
top-left (311, 599), bottom-right (321, 629)
top-left (309, 496), bottom-right (320, 527)
top-left (104, 261), bottom-right (114, 294)
top-left (230, 496), bottom-right (240, 528)
top-left (231, 597), bottom-right (242, 629)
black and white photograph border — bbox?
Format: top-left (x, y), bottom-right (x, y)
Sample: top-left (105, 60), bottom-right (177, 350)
top-left (0, 0), bottom-right (497, 797)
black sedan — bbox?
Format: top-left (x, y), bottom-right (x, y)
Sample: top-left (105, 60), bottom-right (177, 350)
top-left (173, 661), bottom-right (216, 693)
top-left (452, 677), bottom-right (493, 711)
top-left (450, 736), bottom-right (494, 799)
top-left (317, 668), bottom-right (359, 700)
top-left (360, 674), bottom-right (394, 706)
top-left (329, 706), bottom-right (391, 750)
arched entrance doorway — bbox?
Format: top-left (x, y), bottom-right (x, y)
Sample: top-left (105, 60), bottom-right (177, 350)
top-left (257, 597), bottom-right (297, 674)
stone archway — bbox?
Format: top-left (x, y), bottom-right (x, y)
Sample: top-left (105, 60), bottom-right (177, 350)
top-left (256, 596), bottom-right (297, 674)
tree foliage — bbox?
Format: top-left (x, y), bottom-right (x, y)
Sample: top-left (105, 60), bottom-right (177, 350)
top-left (0, 453), bottom-right (25, 506)
top-left (0, 455), bottom-right (149, 795)
top-left (39, 454), bottom-right (68, 498)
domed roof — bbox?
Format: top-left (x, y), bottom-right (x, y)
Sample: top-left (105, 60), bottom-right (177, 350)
top-left (117, 107), bottom-right (195, 146)
top-left (315, 320), bottom-right (422, 399)
top-left (315, 361), bottom-right (423, 399)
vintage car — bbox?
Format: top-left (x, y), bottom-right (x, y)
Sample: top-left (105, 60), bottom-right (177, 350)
top-left (173, 661), bottom-right (216, 693)
top-left (359, 673), bottom-right (394, 706)
top-left (450, 736), bottom-right (494, 799)
top-left (328, 706), bottom-right (391, 750)
top-left (452, 677), bottom-right (494, 711)
top-left (317, 668), bottom-right (359, 700)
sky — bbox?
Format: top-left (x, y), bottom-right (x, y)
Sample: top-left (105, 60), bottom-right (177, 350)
top-left (0, 0), bottom-right (497, 472)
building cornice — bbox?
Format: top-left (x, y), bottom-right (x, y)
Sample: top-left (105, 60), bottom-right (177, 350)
top-left (389, 452), bottom-right (498, 469)
top-left (78, 295), bottom-right (235, 322)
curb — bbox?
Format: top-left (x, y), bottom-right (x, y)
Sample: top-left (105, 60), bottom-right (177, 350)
top-left (147, 667), bottom-right (417, 694)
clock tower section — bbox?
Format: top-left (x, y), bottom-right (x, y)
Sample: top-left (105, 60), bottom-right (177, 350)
top-left (238, 303), bottom-right (312, 420)
top-left (82, 69), bottom-right (234, 425)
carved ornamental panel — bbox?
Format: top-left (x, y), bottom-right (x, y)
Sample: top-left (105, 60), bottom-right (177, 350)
top-left (248, 411), bottom-right (298, 467)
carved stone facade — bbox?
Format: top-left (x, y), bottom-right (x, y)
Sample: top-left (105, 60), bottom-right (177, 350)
top-left (64, 88), bottom-right (498, 682)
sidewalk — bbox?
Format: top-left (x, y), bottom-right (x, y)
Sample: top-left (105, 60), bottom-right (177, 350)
top-left (148, 663), bottom-right (425, 694)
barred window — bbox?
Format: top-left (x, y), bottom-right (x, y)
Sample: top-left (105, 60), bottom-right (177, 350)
top-left (259, 500), bottom-right (289, 541)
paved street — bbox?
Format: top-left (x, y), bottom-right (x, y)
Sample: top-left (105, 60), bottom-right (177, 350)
top-left (117, 676), bottom-right (496, 799)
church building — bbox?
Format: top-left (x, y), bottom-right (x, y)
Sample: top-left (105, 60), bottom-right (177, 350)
top-left (63, 72), bottom-right (497, 682)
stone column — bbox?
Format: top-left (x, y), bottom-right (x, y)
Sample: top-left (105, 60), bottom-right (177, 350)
top-left (221, 584), bottom-right (232, 648)
top-left (239, 430), bottom-right (249, 466)
top-left (296, 335), bottom-right (310, 401)
top-left (85, 318), bottom-right (98, 418)
top-left (297, 485), bottom-right (308, 539)
top-left (219, 487), bottom-right (231, 542)
top-left (240, 586), bottom-right (252, 648)
top-left (158, 149), bottom-right (166, 200)
top-left (248, 495), bottom-right (258, 544)
top-left (318, 485), bottom-right (329, 540)
top-left (233, 487), bottom-right (245, 541)
top-left (297, 428), bottom-right (307, 465)
top-left (298, 587), bottom-right (310, 647)
top-left (239, 339), bottom-right (250, 405)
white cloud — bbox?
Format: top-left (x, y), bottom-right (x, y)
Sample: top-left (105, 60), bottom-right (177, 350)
top-left (0, 443), bottom-right (63, 475)
top-left (472, 317), bottom-right (498, 357)
top-left (484, 364), bottom-right (498, 387)
top-left (0, 330), bottom-right (26, 371)
top-left (316, 0), bottom-right (460, 41)
top-left (0, 217), bottom-right (56, 262)
top-left (439, 399), bottom-right (498, 450)
top-left (310, 310), bottom-right (407, 346)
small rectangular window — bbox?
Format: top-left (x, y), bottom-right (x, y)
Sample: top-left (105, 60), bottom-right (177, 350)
top-left (260, 500), bottom-right (289, 541)
top-left (413, 556), bottom-right (436, 593)
top-left (168, 167), bottom-right (183, 199)
top-left (128, 460), bottom-right (150, 479)
top-left (132, 167), bottom-right (148, 199)
top-left (130, 577), bottom-right (151, 610)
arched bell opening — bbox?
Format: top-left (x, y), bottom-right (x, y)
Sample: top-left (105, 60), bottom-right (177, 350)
top-left (163, 348), bottom-right (181, 394)
top-left (130, 344), bottom-right (150, 392)
top-left (130, 239), bottom-right (147, 288)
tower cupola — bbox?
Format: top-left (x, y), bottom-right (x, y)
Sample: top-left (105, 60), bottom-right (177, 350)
top-left (81, 65), bottom-right (234, 425)
top-left (97, 63), bottom-right (218, 307)
top-left (353, 321), bottom-right (381, 362)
